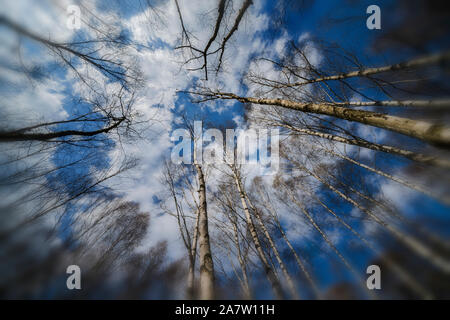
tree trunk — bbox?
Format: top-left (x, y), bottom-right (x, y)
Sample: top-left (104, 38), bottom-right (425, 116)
top-left (320, 146), bottom-right (450, 205)
top-left (286, 189), bottom-right (375, 299)
top-left (276, 220), bottom-right (320, 298)
top-left (262, 51), bottom-right (450, 89)
top-left (210, 93), bottom-right (450, 147)
top-left (244, 193), bottom-right (300, 299)
top-left (194, 163), bottom-right (215, 299)
top-left (257, 188), bottom-right (321, 299)
top-left (186, 208), bottom-right (200, 299)
top-left (280, 123), bottom-right (450, 168)
top-left (299, 184), bottom-right (433, 299)
top-left (289, 157), bottom-right (450, 274)
top-left (231, 166), bottom-right (285, 299)
top-left (228, 211), bottom-right (252, 299)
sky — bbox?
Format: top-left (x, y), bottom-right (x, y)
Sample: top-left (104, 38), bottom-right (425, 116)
top-left (0, 0), bottom-right (449, 298)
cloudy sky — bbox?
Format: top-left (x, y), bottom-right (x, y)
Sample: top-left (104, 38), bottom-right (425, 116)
top-left (1, 0), bottom-right (449, 298)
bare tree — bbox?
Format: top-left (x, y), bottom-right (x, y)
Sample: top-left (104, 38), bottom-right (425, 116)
top-left (252, 178), bottom-right (321, 299)
top-left (175, 0), bottom-right (253, 80)
top-left (279, 137), bottom-right (450, 274)
top-left (160, 160), bottom-right (200, 299)
top-left (229, 163), bottom-right (285, 299)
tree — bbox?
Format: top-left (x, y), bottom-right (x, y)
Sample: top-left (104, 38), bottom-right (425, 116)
top-left (189, 54), bottom-right (450, 145)
top-left (0, 14), bottom-right (144, 144)
top-left (160, 160), bottom-right (200, 299)
top-left (167, 118), bottom-right (216, 299)
top-left (175, 0), bottom-right (253, 80)
top-left (229, 163), bottom-right (285, 299)
top-left (0, 2), bottom-right (155, 299)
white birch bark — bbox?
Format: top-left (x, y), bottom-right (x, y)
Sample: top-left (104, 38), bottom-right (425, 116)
top-left (289, 157), bottom-right (450, 274)
top-left (194, 140), bottom-right (215, 299)
top-left (231, 165), bottom-right (285, 299)
top-left (213, 93), bottom-right (450, 147)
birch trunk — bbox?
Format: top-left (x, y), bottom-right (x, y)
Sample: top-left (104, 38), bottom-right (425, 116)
top-left (276, 221), bottom-right (320, 298)
top-left (244, 193), bottom-right (300, 299)
top-left (211, 93), bottom-right (450, 147)
top-left (265, 51), bottom-right (450, 89)
top-left (286, 190), bottom-right (372, 297)
top-left (320, 146), bottom-right (450, 205)
top-left (280, 123), bottom-right (450, 168)
top-left (255, 187), bottom-right (321, 298)
top-left (231, 166), bottom-right (285, 299)
top-left (228, 211), bottom-right (252, 299)
top-left (187, 209), bottom-right (200, 299)
top-left (338, 99), bottom-right (450, 108)
top-left (194, 160), bottom-right (215, 299)
top-left (270, 209), bottom-right (320, 298)
top-left (289, 157), bottom-right (450, 273)
top-left (299, 184), bottom-right (433, 299)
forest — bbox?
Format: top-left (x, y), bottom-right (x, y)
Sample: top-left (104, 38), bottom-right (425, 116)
top-left (0, 0), bottom-right (449, 300)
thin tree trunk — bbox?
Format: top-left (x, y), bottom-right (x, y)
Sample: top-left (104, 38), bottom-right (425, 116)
top-left (288, 156), bottom-right (450, 273)
top-left (280, 123), bottom-right (450, 168)
top-left (228, 210), bottom-right (252, 299)
top-left (320, 146), bottom-right (450, 205)
top-left (255, 187), bottom-right (321, 299)
top-left (328, 171), bottom-right (449, 244)
top-left (244, 193), bottom-right (300, 299)
top-left (337, 99), bottom-right (450, 108)
top-left (286, 189), bottom-right (375, 299)
top-left (264, 50), bottom-right (450, 89)
top-left (299, 184), bottom-right (433, 299)
top-left (162, 162), bottom-right (199, 299)
top-left (187, 208), bottom-right (200, 299)
top-left (275, 220), bottom-right (320, 298)
top-left (231, 165), bottom-right (285, 299)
